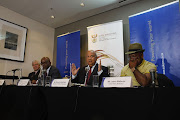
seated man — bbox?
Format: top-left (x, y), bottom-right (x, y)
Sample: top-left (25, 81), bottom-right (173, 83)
top-left (41, 57), bottom-right (61, 79)
top-left (71, 50), bottom-right (109, 86)
top-left (28, 60), bottom-right (40, 84)
top-left (121, 43), bottom-right (157, 87)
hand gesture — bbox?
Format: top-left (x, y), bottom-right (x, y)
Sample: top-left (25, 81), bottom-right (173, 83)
top-left (71, 63), bottom-right (80, 76)
top-left (98, 59), bottom-right (102, 72)
top-left (129, 58), bottom-right (138, 69)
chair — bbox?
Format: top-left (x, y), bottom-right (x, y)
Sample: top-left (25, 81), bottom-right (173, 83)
top-left (157, 73), bottom-right (174, 87)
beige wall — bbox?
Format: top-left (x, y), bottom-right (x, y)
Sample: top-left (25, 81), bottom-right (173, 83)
top-left (54, 0), bottom-right (176, 67)
top-left (0, 6), bottom-right (55, 77)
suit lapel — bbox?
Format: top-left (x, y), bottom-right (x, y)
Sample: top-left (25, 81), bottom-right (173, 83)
top-left (91, 64), bottom-right (98, 75)
top-left (48, 66), bottom-right (52, 76)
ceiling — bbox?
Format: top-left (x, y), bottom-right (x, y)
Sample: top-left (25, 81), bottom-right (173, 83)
top-left (0, 0), bottom-right (140, 28)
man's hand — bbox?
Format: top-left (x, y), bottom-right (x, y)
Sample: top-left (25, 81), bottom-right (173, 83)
top-left (72, 63), bottom-right (80, 76)
top-left (129, 58), bottom-right (138, 69)
top-left (31, 80), bottom-right (37, 84)
top-left (98, 59), bottom-right (102, 72)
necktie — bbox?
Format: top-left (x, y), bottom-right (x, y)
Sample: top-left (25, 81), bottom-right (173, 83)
top-left (43, 70), bottom-right (47, 79)
top-left (86, 68), bottom-right (91, 85)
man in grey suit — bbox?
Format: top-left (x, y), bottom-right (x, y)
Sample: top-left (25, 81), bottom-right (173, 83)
top-left (28, 60), bottom-right (41, 84)
top-left (41, 57), bottom-right (61, 79)
top-left (71, 50), bottom-right (109, 86)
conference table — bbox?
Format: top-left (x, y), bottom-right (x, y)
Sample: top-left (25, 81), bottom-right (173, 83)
top-left (0, 86), bottom-right (180, 120)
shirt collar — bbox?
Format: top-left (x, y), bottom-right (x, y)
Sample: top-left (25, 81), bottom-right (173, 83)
top-left (88, 62), bottom-right (97, 68)
top-left (34, 69), bottom-right (40, 74)
top-left (137, 59), bottom-right (145, 67)
top-left (87, 62), bottom-right (97, 72)
top-left (46, 66), bottom-right (51, 75)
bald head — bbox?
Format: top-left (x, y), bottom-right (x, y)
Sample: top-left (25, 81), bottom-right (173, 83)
top-left (87, 50), bottom-right (97, 58)
top-left (87, 50), bottom-right (97, 67)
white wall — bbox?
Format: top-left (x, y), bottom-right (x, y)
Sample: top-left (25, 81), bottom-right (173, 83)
top-left (54, 0), bottom-right (176, 66)
top-left (0, 6), bottom-right (55, 77)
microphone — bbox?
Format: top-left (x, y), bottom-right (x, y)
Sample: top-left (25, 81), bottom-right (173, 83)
top-left (85, 67), bottom-right (90, 76)
top-left (150, 68), bottom-right (157, 104)
top-left (12, 69), bottom-right (20, 72)
top-left (149, 69), bottom-right (156, 86)
top-left (84, 67), bottom-right (90, 85)
top-left (6, 69), bottom-right (21, 75)
top-left (41, 69), bottom-right (47, 87)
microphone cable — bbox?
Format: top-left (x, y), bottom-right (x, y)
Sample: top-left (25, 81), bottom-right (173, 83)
top-left (73, 87), bottom-right (80, 112)
top-left (27, 86), bottom-right (33, 105)
top-left (152, 86), bottom-right (156, 104)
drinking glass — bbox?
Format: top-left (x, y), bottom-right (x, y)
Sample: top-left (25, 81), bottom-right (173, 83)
top-left (45, 76), bottom-right (51, 87)
top-left (92, 75), bottom-right (99, 87)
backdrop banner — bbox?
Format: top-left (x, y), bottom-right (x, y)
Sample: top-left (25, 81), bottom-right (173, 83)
top-left (87, 20), bottom-right (124, 76)
top-left (129, 1), bottom-right (180, 86)
top-left (56, 31), bottom-right (80, 78)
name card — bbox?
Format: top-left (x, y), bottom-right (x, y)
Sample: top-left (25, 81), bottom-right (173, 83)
top-left (51, 79), bottom-right (69, 87)
top-left (101, 77), bottom-right (132, 88)
top-left (18, 79), bottom-right (30, 86)
top-left (0, 80), bottom-right (5, 85)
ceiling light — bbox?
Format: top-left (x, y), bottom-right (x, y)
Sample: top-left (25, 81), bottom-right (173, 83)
top-left (50, 8), bottom-right (55, 19)
top-left (80, 2), bottom-right (85, 7)
top-left (51, 15), bottom-right (55, 19)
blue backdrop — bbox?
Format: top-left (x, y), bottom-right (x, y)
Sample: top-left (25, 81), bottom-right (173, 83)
top-left (56, 31), bottom-right (80, 78)
top-left (129, 1), bottom-right (180, 86)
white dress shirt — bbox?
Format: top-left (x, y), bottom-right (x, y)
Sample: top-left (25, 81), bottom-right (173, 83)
top-left (72, 63), bottom-right (103, 79)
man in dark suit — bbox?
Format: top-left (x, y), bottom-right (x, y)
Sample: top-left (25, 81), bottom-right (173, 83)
top-left (71, 50), bottom-right (109, 86)
top-left (41, 57), bottom-right (61, 80)
top-left (28, 60), bottom-right (41, 84)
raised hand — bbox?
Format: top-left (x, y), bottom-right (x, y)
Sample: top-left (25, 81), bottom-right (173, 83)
top-left (98, 59), bottom-right (102, 72)
top-left (129, 58), bottom-right (138, 69)
top-left (71, 63), bottom-right (80, 75)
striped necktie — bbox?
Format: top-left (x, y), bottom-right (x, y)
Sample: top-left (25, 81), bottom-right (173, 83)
top-left (86, 68), bottom-right (91, 85)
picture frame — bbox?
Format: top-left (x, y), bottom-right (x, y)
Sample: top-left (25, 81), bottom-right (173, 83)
top-left (0, 18), bottom-right (28, 62)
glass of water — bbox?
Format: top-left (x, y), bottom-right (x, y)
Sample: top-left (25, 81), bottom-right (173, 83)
top-left (92, 75), bottom-right (99, 87)
top-left (45, 76), bottom-right (51, 87)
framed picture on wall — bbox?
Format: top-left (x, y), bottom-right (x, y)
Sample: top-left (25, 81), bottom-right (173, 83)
top-left (0, 18), bottom-right (28, 62)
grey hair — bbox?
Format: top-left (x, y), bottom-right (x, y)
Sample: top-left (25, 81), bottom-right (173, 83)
top-left (88, 50), bottom-right (97, 58)
top-left (32, 60), bottom-right (40, 65)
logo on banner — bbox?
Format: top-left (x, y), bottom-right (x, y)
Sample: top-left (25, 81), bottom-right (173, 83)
top-left (91, 34), bottom-right (97, 43)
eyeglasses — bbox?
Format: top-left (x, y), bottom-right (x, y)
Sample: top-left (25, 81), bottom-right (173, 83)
top-left (41, 61), bottom-right (48, 65)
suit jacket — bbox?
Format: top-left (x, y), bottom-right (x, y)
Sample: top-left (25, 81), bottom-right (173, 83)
top-left (48, 66), bottom-right (61, 79)
top-left (72, 64), bottom-right (109, 86)
top-left (28, 69), bottom-right (40, 81)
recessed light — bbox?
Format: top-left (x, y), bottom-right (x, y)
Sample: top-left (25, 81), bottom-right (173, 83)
top-left (80, 2), bottom-right (85, 7)
top-left (51, 15), bottom-right (55, 19)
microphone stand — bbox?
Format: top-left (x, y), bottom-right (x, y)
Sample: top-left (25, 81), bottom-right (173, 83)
top-left (149, 69), bottom-right (157, 105)
top-left (151, 75), bottom-right (156, 105)
top-left (69, 63), bottom-right (72, 87)
top-left (84, 67), bottom-right (90, 86)
top-left (42, 70), bottom-right (46, 87)
top-left (12, 70), bottom-right (16, 85)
